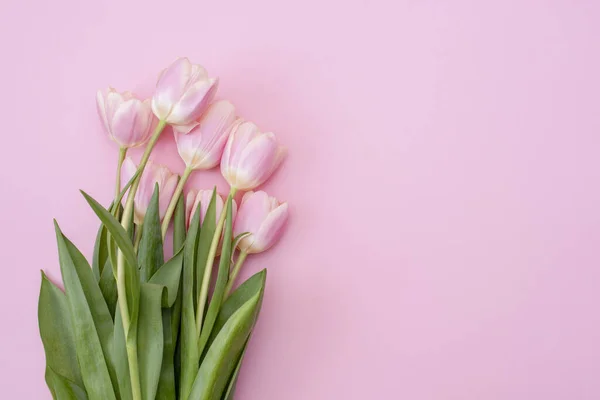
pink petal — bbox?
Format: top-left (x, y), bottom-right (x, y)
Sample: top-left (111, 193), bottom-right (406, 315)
top-left (252, 202), bottom-right (289, 253)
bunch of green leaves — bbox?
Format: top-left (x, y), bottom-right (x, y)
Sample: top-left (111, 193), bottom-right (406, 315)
top-left (38, 186), bottom-right (266, 400)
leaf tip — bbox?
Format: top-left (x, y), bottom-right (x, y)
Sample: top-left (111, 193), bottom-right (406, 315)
top-left (53, 219), bottom-right (61, 233)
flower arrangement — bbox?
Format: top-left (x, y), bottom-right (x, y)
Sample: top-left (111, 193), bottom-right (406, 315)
top-left (38, 57), bottom-right (289, 400)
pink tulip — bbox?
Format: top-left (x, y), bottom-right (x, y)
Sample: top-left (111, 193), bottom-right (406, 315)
top-left (174, 100), bottom-right (237, 170)
top-left (220, 121), bottom-right (286, 190)
top-left (185, 189), bottom-right (237, 228)
top-left (121, 157), bottom-right (178, 224)
top-left (96, 88), bottom-right (156, 148)
top-left (233, 191), bottom-right (288, 254)
top-left (152, 57), bottom-right (218, 129)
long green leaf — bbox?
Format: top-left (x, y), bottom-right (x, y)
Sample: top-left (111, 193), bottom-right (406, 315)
top-left (149, 249), bottom-right (184, 400)
top-left (112, 168), bottom-right (141, 215)
top-left (38, 272), bottom-right (82, 388)
top-left (113, 308), bottom-right (132, 400)
top-left (139, 185), bottom-right (164, 282)
top-left (137, 283), bottom-right (164, 400)
top-left (170, 195), bottom-right (186, 395)
top-left (173, 194), bottom-right (186, 252)
top-left (221, 343), bottom-right (247, 400)
top-left (46, 367), bottom-right (88, 400)
top-left (81, 191), bottom-right (140, 335)
top-left (98, 258), bottom-right (118, 319)
top-left (171, 196), bottom-right (186, 338)
top-left (197, 195), bottom-right (233, 356)
top-left (194, 189), bottom-right (217, 307)
top-left (154, 309), bottom-right (176, 400)
top-left (179, 207), bottom-right (202, 399)
top-left (188, 278), bottom-right (265, 400)
top-left (211, 271), bottom-right (267, 399)
top-left (149, 249), bottom-right (183, 307)
top-left (62, 236), bottom-right (119, 396)
top-left (211, 270), bottom-right (267, 344)
top-left (92, 223), bottom-right (107, 281)
top-left (81, 191), bottom-right (137, 273)
top-left (217, 272), bottom-right (268, 400)
top-left (54, 222), bottom-right (116, 400)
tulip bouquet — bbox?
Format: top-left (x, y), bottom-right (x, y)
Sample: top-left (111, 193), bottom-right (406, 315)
top-left (38, 58), bottom-right (288, 400)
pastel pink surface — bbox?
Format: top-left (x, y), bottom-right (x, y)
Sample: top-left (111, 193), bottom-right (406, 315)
top-left (1, 0), bottom-right (600, 399)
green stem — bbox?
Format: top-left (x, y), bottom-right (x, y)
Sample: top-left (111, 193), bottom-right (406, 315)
top-left (116, 119), bottom-right (166, 400)
top-left (195, 187), bottom-right (237, 336)
top-left (224, 250), bottom-right (248, 299)
top-left (161, 166), bottom-right (193, 238)
top-left (115, 147), bottom-right (128, 202)
top-left (126, 341), bottom-right (142, 400)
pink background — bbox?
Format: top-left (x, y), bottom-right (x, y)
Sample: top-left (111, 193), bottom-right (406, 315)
top-left (1, 0), bottom-right (600, 399)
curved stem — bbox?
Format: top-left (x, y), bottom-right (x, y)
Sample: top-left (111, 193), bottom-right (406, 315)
top-left (224, 250), bottom-right (248, 299)
top-left (121, 120), bottom-right (167, 232)
top-left (116, 119), bottom-right (166, 400)
top-left (195, 187), bottom-right (237, 336)
top-left (161, 166), bottom-right (193, 238)
top-left (115, 147), bottom-right (128, 202)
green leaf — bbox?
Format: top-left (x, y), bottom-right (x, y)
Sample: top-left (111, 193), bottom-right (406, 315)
top-left (113, 308), bottom-right (132, 400)
top-left (81, 191), bottom-right (137, 277)
top-left (211, 270), bottom-right (267, 344)
top-left (62, 236), bottom-right (120, 395)
top-left (46, 367), bottom-right (88, 400)
top-left (54, 222), bottom-right (117, 400)
top-left (197, 195), bottom-right (233, 356)
top-left (139, 248), bottom-right (184, 399)
top-left (106, 203), bottom-right (123, 279)
top-left (139, 185), bottom-right (164, 282)
top-left (173, 194), bottom-right (186, 252)
top-left (113, 169), bottom-right (141, 215)
top-left (137, 283), bottom-right (164, 400)
top-left (81, 191), bottom-right (140, 335)
top-left (188, 274), bottom-right (266, 400)
top-left (147, 250), bottom-right (184, 399)
top-left (38, 272), bottom-right (82, 388)
top-left (149, 249), bottom-right (183, 307)
top-left (92, 223), bottom-right (107, 281)
top-left (194, 189), bottom-right (217, 306)
top-left (216, 271), bottom-right (268, 400)
top-left (106, 231), bottom-right (118, 279)
top-left (155, 309), bottom-right (176, 400)
top-left (221, 344), bottom-right (247, 400)
top-left (179, 207), bottom-right (202, 399)
top-left (213, 271), bottom-right (267, 400)
top-left (63, 234), bottom-right (123, 395)
top-left (45, 367), bottom-right (57, 399)
top-left (170, 195), bottom-right (186, 389)
top-left (98, 258), bottom-right (117, 319)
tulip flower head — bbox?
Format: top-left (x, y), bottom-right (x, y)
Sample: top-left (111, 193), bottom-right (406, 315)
top-left (233, 191), bottom-right (288, 254)
top-left (185, 189), bottom-right (237, 228)
top-left (96, 88), bottom-right (156, 148)
top-left (175, 100), bottom-right (237, 171)
top-left (121, 157), bottom-right (178, 224)
top-left (152, 57), bottom-right (218, 129)
top-left (221, 122), bottom-right (286, 191)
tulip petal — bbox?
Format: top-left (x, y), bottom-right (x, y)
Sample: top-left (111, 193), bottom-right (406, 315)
top-left (121, 157), bottom-right (138, 194)
top-left (169, 78), bottom-right (218, 126)
top-left (251, 202), bottom-right (289, 253)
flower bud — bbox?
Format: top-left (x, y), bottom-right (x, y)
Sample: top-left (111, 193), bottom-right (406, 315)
top-left (220, 121), bottom-right (285, 190)
top-left (121, 157), bottom-right (178, 224)
top-left (233, 191), bottom-right (288, 254)
top-left (152, 57), bottom-right (218, 128)
top-left (96, 88), bottom-right (156, 148)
